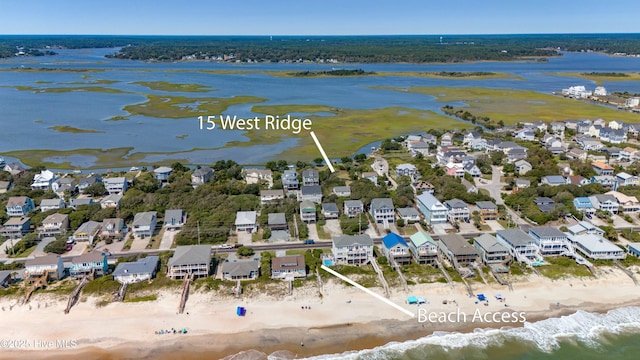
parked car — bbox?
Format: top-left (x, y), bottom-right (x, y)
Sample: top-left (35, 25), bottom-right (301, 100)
top-left (304, 239), bottom-right (315, 245)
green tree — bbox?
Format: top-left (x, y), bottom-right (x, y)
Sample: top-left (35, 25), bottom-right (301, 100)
top-left (44, 236), bottom-right (68, 254)
top-left (82, 182), bottom-right (106, 197)
top-left (237, 246), bottom-right (255, 257)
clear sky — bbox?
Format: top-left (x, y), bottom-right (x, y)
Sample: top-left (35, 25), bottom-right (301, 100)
top-left (0, 0), bottom-right (638, 35)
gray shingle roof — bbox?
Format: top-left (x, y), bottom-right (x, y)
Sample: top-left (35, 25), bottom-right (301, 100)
top-left (268, 213), bottom-right (287, 225)
top-left (529, 226), bottom-right (567, 239)
top-left (475, 201), bottom-right (497, 210)
top-left (221, 260), bottom-right (260, 277)
top-left (168, 245), bottom-right (212, 267)
top-left (371, 198), bottom-right (394, 211)
top-left (322, 203), bottom-right (339, 213)
top-left (440, 234), bottom-right (478, 256)
top-left (497, 229), bottom-right (536, 247)
top-left (333, 234), bottom-right (373, 247)
top-left (133, 211), bottom-right (157, 226)
top-left (113, 256), bottom-right (159, 277)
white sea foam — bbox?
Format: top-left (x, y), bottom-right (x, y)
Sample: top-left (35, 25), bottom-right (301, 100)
top-left (300, 306), bottom-right (640, 360)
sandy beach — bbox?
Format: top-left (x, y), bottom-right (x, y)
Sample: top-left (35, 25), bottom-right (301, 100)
top-left (1, 266), bottom-right (639, 360)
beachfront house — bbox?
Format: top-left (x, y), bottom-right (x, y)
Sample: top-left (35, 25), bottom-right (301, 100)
top-left (100, 194), bottom-right (123, 209)
top-left (332, 234), bottom-right (374, 266)
top-left (438, 234), bottom-right (479, 268)
top-left (72, 220), bottom-right (102, 243)
top-left (234, 211), bottom-right (258, 233)
top-left (344, 200), bottom-right (364, 218)
top-left (300, 200), bottom-right (316, 223)
top-left (1, 217), bottom-right (31, 239)
top-left (113, 256), bottom-right (160, 284)
top-left (528, 226), bottom-right (569, 256)
top-left (381, 232), bottom-right (412, 265)
top-left (473, 234), bottom-right (511, 268)
top-left (100, 218), bottom-right (127, 240)
top-left (567, 233), bottom-right (626, 260)
top-left (408, 232), bottom-right (438, 265)
top-left (164, 209), bottom-right (186, 230)
top-left (167, 245), bottom-right (212, 279)
top-left (0, 270), bottom-right (13, 288)
top-left (302, 169), bottom-right (320, 186)
top-left (191, 166), bottom-right (213, 187)
top-left (496, 229), bottom-right (539, 261)
top-left (24, 254), bottom-right (64, 281)
top-left (370, 198), bottom-right (395, 226)
top-left (298, 185), bottom-right (323, 204)
top-left (271, 255), bottom-right (306, 279)
top-left (132, 211), bottom-right (157, 238)
top-left (260, 190), bottom-right (285, 204)
top-left (5, 196), bottom-right (34, 217)
top-left (37, 213), bottom-right (69, 239)
top-left (628, 243), bottom-right (640, 258)
top-left (221, 259), bottom-right (260, 281)
top-left (416, 192), bottom-right (448, 226)
top-left (40, 198), bottom-right (66, 212)
top-left (69, 252), bottom-right (109, 279)
top-left (103, 177), bottom-right (128, 195)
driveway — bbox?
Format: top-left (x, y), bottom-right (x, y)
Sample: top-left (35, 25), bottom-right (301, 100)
top-left (237, 231), bottom-right (253, 246)
top-left (32, 238), bottom-right (56, 257)
top-left (65, 242), bottom-right (88, 257)
top-left (130, 236), bottom-right (150, 251)
top-left (160, 228), bottom-right (179, 250)
top-left (475, 165), bottom-right (527, 226)
top-left (306, 221), bottom-right (319, 242)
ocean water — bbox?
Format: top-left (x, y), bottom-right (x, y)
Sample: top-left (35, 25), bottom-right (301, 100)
top-left (229, 307), bottom-right (640, 360)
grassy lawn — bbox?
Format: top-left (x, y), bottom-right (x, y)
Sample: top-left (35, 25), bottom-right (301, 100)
top-left (401, 263), bottom-right (442, 283)
top-left (374, 86), bottom-right (640, 124)
top-left (122, 238), bottom-right (133, 251)
top-left (538, 256), bottom-right (592, 280)
top-left (8, 245), bottom-right (37, 259)
top-left (83, 275), bottom-right (121, 296)
top-left (396, 225), bottom-right (418, 236)
top-left (316, 223), bottom-right (331, 240)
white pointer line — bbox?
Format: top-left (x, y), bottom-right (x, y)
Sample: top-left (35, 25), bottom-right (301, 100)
top-left (310, 131), bottom-right (335, 173)
top-left (321, 265), bottom-right (415, 318)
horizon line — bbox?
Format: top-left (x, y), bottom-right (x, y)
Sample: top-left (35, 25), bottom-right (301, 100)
top-left (1, 32), bottom-right (640, 37)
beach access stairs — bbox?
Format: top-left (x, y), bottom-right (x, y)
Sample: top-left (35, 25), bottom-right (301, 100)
top-left (369, 255), bottom-right (391, 298)
top-left (491, 270), bottom-right (513, 291)
top-left (65, 270), bottom-right (93, 314)
top-left (115, 283), bottom-right (127, 302)
top-left (315, 267), bottom-right (324, 296)
top-left (435, 259), bottom-right (453, 287)
top-left (614, 260), bottom-right (639, 286)
top-left (472, 262), bottom-right (488, 285)
top-left (178, 273), bottom-right (194, 314)
top-left (21, 270), bottom-right (49, 305)
top-left (390, 257), bottom-right (409, 294)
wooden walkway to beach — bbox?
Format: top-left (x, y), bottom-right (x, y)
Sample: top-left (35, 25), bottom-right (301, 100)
top-left (369, 256), bottom-right (390, 298)
top-left (65, 271), bottom-right (93, 314)
top-left (178, 273), bottom-right (194, 314)
top-left (21, 270), bottom-right (49, 305)
top-left (614, 260), bottom-right (638, 285)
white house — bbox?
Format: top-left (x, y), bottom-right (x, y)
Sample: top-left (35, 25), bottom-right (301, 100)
top-left (370, 198), bottom-right (395, 226)
top-left (332, 234), bottom-right (374, 265)
top-left (24, 254), bottom-right (64, 281)
top-left (104, 177), bottom-right (128, 195)
top-left (567, 233), bottom-right (625, 260)
top-left (132, 211), bottom-right (157, 238)
top-left (417, 193), bottom-right (447, 225)
top-left (344, 200), bottom-right (364, 218)
top-left (72, 220), bottom-right (102, 243)
top-left (234, 211), bottom-right (258, 233)
top-left (113, 256), bottom-right (160, 284)
top-left (31, 170), bottom-right (57, 190)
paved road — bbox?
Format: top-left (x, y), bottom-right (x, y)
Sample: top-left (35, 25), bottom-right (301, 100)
top-left (476, 165), bottom-right (527, 226)
top-left (32, 238), bottom-right (55, 257)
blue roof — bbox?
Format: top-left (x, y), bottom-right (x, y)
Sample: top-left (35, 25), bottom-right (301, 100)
top-left (382, 232), bottom-right (408, 249)
top-left (573, 197), bottom-right (593, 209)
